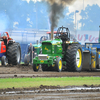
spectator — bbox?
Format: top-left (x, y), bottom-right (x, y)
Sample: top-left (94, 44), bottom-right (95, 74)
top-left (2, 35), bottom-right (7, 46)
top-left (28, 43), bottom-right (35, 64)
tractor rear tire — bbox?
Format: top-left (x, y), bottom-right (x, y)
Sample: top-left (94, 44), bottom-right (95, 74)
top-left (55, 57), bottom-right (62, 72)
top-left (33, 64), bottom-right (40, 72)
top-left (7, 42), bottom-right (21, 65)
top-left (66, 43), bottom-right (83, 72)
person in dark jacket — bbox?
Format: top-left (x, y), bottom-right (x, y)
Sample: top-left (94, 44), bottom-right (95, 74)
top-left (28, 43), bottom-right (35, 64)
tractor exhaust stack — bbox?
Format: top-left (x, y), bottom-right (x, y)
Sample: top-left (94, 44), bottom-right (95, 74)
top-left (51, 27), bottom-right (54, 40)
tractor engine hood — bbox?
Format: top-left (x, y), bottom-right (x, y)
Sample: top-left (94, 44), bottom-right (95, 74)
top-left (42, 39), bottom-right (62, 56)
top-left (42, 39), bottom-right (62, 45)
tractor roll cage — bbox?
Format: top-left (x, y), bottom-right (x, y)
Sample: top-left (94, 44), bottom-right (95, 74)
top-left (56, 26), bottom-right (70, 41)
top-left (46, 26), bottom-right (71, 41)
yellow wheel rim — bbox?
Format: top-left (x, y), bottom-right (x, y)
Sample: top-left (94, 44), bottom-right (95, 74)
top-left (59, 60), bottom-right (62, 70)
top-left (76, 49), bottom-right (82, 68)
top-left (36, 65), bottom-right (39, 69)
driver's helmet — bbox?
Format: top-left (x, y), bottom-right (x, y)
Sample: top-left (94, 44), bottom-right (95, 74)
top-left (60, 28), bottom-right (67, 35)
top-left (61, 30), bottom-right (63, 34)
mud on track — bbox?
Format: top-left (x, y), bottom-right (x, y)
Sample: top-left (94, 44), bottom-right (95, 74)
top-left (0, 65), bottom-right (100, 100)
top-left (0, 85), bottom-right (100, 100)
top-left (0, 64), bottom-right (100, 78)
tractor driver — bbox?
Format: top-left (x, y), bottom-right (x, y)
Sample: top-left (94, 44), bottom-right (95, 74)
top-left (2, 33), bottom-right (7, 46)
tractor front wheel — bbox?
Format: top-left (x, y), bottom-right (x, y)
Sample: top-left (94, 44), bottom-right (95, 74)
top-left (33, 64), bottom-right (40, 72)
top-left (55, 57), bottom-right (62, 72)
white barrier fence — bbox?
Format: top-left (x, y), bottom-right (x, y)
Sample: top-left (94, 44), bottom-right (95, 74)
top-left (0, 29), bottom-right (99, 44)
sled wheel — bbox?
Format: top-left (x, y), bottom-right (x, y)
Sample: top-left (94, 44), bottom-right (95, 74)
top-left (1, 56), bottom-right (7, 65)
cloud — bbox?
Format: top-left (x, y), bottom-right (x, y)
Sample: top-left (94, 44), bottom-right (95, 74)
top-left (68, 0), bottom-right (100, 29)
top-left (22, 0), bottom-right (30, 3)
top-left (27, 18), bottom-right (30, 21)
top-left (22, 0), bottom-right (41, 3)
top-left (13, 22), bottom-right (19, 28)
top-left (26, 17), bottom-right (33, 25)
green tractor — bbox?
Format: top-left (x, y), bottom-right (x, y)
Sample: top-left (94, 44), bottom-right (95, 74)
top-left (33, 26), bottom-right (83, 72)
top-left (24, 35), bottom-right (48, 65)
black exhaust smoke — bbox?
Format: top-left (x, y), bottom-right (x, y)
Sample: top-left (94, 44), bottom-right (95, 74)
top-left (49, 2), bottom-right (64, 40)
top-left (43, 0), bottom-right (76, 40)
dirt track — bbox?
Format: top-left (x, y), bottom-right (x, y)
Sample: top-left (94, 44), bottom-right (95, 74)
top-left (0, 65), bottom-right (100, 100)
top-left (0, 64), bottom-right (100, 78)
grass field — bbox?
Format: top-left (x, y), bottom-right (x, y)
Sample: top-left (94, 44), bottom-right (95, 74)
top-left (0, 77), bottom-right (100, 89)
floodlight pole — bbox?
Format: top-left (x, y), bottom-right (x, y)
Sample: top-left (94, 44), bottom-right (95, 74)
top-left (75, 10), bottom-right (79, 39)
top-left (99, 26), bottom-right (100, 43)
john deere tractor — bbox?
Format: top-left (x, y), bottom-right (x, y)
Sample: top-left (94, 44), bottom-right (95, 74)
top-left (33, 26), bottom-right (83, 72)
top-left (24, 36), bottom-right (48, 65)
